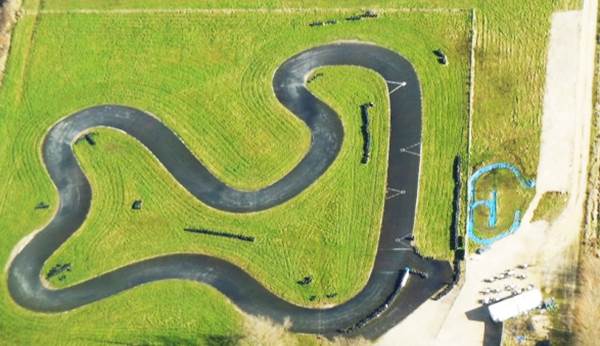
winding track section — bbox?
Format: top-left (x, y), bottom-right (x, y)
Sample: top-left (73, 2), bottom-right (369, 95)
top-left (7, 43), bottom-right (452, 338)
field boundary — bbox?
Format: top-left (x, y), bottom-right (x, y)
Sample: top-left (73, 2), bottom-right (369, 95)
top-left (24, 7), bottom-right (469, 16)
top-left (464, 8), bottom-right (477, 257)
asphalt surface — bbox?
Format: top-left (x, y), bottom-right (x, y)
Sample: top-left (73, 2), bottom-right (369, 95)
top-left (7, 43), bottom-right (452, 339)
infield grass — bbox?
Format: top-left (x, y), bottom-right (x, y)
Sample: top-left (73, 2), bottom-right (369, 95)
top-left (0, 0), bottom-right (580, 343)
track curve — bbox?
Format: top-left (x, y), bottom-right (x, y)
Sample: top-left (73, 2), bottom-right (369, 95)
top-left (7, 42), bottom-right (452, 339)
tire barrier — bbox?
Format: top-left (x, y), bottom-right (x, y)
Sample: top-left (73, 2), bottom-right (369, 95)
top-left (297, 276), bottom-right (313, 286)
top-left (8, 43), bottom-right (453, 338)
top-left (337, 265), bottom-right (424, 334)
top-left (308, 19), bottom-right (337, 27)
top-left (84, 133), bottom-right (96, 146)
top-left (412, 247), bottom-right (435, 261)
top-left (34, 202), bottom-right (49, 210)
top-left (431, 253), bottom-right (463, 301)
top-left (450, 155), bottom-right (462, 251)
top-left (183, 228), bottom-right (255, 243)
top-left (432, 282), bottom-right (453, 301)
top-left (452, 256), bottom-right (461, 284)
top-left (433, 49), bottom-right (448, 65)
top-left (131, 200), bottom-right (142, 210)
top-left (46, 263), bottom-right (71, 280)
top-left (409, 268), bottom-right (429, 280)
top-left (306, 72), bottom-right (323, 84)
top-left (360, 103), bottom-right (373, 164)
top-left (346, 10), bottom-right (378, 22)
top-left (467, 163), bottom-right (535, 246)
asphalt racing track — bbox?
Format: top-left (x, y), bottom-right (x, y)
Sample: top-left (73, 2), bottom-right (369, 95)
top-left (7, 42), bottom-right (452, 339)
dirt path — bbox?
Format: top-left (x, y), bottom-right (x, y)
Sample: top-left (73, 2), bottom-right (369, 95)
top-left (378, 0), bottom-right (598, 344)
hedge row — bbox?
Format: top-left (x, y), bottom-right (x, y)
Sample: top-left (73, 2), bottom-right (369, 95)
top-left (433, 155), bottom-right (464, 300)
top-left (450, 155), bottom-right (462, 250)
top-left (360, 103), bottom-right (373, 164)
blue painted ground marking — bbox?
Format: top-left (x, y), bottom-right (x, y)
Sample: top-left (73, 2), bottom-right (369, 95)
top-left (467, 163), bottom-right (535, 246)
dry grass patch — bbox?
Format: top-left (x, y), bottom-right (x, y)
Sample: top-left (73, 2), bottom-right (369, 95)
top-left (240, 314), bottom-right (370, 346)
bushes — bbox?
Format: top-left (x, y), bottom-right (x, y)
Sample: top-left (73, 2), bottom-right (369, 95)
top-left (360, 103), bottom-right (373, 164)
top-left (433, 155), bottom-right (464, 301)
top-left (450, 155), bottom-right (462, 250)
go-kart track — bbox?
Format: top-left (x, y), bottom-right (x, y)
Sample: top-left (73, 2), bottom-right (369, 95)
top-left (7, 42), bottom-right (452, 339)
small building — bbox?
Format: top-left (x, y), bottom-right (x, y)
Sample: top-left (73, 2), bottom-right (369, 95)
top-left (488, 288), bottom-right (543, 323)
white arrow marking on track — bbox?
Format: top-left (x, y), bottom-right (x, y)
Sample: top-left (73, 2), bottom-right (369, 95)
top-left (399, 142), bottom-right (420, 157)
top-left (386, 187), bottom-right (407, 200)
top-left (386, 80), bottom-right (407, 95)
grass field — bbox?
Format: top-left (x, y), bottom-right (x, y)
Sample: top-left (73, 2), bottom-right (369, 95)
top-left (532, 191), bottom-right (569, 222)
top-left (42, 65), bottom-right (394, 304)
top-left (0, 0), bottom-right (580, 343)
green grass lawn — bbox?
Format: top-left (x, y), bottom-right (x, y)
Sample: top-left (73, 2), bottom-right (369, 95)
top-left (0, 0), bottom-right (579, 343)
top-left (42, 65), bottom-right (394, 305)
top-left (0, 2), bottom-right (469, 343)
top-left (1, 280), bottom-right (244, 345)
top-left (532, 191), bottom-right (569, 223)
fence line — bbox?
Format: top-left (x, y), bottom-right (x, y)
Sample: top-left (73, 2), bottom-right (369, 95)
top-left (464, 8), bottom-right (478, 259)
top-left (24, 7), bottom-right (469, 16)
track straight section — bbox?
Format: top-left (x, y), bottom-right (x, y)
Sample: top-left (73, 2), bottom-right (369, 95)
top-left (7, 43), bottom-right (451, 339)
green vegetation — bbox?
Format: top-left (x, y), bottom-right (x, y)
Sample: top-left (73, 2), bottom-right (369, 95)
top-left (472, 169), bottom-right (535, 239)
top-left (42, 66), bottom-right (395, 305)
top-left (0, 2), bottom-right (469, 341)
top-left (532, 191), bottom-right (569, 222)
top-left (0, 0), bottom-right (580, 343)
top-left (1, 280), bottom-right (243, 345)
